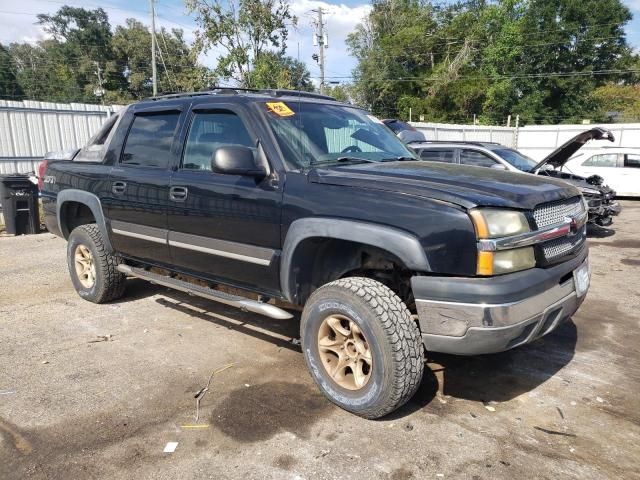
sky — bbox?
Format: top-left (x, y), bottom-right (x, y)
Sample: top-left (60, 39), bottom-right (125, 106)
top-left (1, 0), bottom-right (639, 86)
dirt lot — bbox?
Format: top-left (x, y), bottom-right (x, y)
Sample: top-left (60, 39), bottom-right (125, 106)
top-left (1, 202), bottom-right (639, 480)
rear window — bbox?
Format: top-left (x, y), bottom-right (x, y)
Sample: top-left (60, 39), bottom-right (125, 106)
top-left (121, 113), bottom-right (180, 168)
top-left (419, 149), bottom-right (454, 163)
top-left (583, 154), bottom-right (617, 167)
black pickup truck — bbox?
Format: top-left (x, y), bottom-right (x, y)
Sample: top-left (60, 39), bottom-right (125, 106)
top-left (40, 89), bottom-right (591, 418)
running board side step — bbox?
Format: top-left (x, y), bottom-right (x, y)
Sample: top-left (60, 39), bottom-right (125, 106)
top-left (117, 265), bottom-right (293, 320)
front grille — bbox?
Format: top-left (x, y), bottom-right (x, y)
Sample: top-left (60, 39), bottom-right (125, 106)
top-left (540, 226), bottom-right (586, 260)
top-left (533, 196), bottom-right (585, 229)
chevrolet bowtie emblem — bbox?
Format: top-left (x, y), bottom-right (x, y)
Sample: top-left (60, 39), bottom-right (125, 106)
top-left (566, 216), bottom-right (579, 235)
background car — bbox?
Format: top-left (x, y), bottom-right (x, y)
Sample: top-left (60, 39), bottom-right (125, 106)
top-left (409, 129), bottom-right (621, 226)
top-left (381, 119), bottom-right (427, 143)
top-left (564, 148), bottom-right (640, 198)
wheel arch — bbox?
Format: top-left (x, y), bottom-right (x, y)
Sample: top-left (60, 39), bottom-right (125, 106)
top-left (57, 189), bottom-right (113, 253)
top-left (280, 218), bottom-right (431, 304)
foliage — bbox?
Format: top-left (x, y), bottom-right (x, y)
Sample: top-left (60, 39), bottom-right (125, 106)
top-left (244, 51), bottom-right (314, 90)
top-left (348, 0), bottom-right (636, 124)
top-left (112, 19), bottom-right (211, 100)
top-left (0, 43), bottom-right (24, 100)
top-left (6, 6), bottom-right (210, 104)
top-left (187, 0), bottom-right (296, 87)
top-left (592, 83), bottom-right (640, 122)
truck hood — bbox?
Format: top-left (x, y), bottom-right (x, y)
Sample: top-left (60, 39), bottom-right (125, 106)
top-left (530, 127), bottom-right (614, 172)
top-left (309, 161), bottom-right (580, 210)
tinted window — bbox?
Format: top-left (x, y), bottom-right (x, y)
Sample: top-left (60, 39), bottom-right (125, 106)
top-left (460, 149), bottom-right (497, 168)
top-left (266, 102), bottom-right (415, 168)
top-left (419, 149), bottom-right (454, 163)
top-left (89, 114), bottom-right (118, 146)
top-left (182, 112), bottom-right (254, 171)
top-left (583, 154), bottom-right (617, 167)
top-left (494, 148), bottom-right (537, 171)
top-left (385, 120), bottom-right (413, 133)
top-left (121, 113), bottom-right (180, 168)
top-left (624, 154), bottom-right (640, 168)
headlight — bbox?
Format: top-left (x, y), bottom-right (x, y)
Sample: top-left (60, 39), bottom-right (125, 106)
top-left (477, 248), bottom-right (536, 275)
top-left (469, 209), bottom-right (530, 238)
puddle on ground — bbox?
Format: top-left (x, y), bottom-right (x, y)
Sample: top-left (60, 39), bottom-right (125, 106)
top-left (211, 381), bottom-right (333, 443)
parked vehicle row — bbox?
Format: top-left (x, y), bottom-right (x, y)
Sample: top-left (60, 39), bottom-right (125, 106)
top-left (386, 123), bottom-right (633, 227)
top-left (40, 89), bottom-right (592, 419)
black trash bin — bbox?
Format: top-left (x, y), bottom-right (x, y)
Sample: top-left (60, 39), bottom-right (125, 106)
top-left (0, 174), bottom-right (40, 235)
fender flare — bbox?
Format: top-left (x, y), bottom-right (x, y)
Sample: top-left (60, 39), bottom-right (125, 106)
top-left (280, 218), bottom-right (431, 302)
top-left (56, 189), bottom-right (113, 253)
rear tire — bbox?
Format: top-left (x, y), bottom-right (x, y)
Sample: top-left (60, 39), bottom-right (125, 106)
top-left (67, 224), bottom-right (126, 303)
top-left (300, 277), bottom-right (424, 419)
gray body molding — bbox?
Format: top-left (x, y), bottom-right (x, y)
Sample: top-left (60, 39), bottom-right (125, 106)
top-left (56, 189), bottom-right (113, 253)
top-left (280, 218), bottom-right (431, 301)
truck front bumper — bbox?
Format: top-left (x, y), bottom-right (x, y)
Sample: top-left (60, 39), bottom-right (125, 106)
top-left (412, 250), bottom-right (589, 355)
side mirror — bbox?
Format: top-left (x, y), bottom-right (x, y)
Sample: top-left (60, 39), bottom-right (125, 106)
top-left (491, 163), bottom-right (508, 171)
top-left (212, 145), bottom-right (267, 177)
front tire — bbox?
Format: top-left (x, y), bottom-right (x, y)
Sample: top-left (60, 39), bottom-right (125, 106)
top-left (300, 277), bottom-right (424, 419)
top-left (67, 224), bottom-right (126, 303)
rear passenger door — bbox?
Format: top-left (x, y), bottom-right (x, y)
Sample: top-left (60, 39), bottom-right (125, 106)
top-left (166, 105), bottom-right (282, 294)
top-left (105, 107), bottom-right (183, 265)
top-left (418, 148), bottom-right (455, 163)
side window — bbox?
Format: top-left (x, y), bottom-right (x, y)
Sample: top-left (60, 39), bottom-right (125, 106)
top-left (582, 154), bottom-right (617, 167)
top-left (624, 154), bottom-right (640, 168)
top-left (88, 114), bottom-right (118, 146)
top-left (460, 149), bottom-right (497, 168)
top-left (182, 112), bottom-right (254, 171)
top-left (419, 149), bottom-right (454, 163)
top-left (121, 113), bottom-right (180, 168)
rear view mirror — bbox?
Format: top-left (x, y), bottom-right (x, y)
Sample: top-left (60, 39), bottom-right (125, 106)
top-left (212, 146), bottom-right (267, 177)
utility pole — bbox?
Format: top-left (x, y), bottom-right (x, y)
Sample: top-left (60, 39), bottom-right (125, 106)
top-left (150, 0), bottom-right (157, 96)
top-left (94, 61), bottom-right (105, 105)
top-left (312, 8), bottom-right (327, 94)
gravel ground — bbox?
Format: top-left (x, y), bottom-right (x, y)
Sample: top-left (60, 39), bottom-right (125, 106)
top-left (1, 201), bottom-right (639, 480)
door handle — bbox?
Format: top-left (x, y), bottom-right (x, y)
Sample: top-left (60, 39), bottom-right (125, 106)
top-left (169, 186), bottom-right (188, 202)
top-left (112, 181), bottom-right (127, 194)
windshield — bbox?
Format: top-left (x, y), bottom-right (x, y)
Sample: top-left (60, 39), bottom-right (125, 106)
top-left (264, 101), bottom-right (417, 168)
top-left (494, 148), bottom-right (538, 172)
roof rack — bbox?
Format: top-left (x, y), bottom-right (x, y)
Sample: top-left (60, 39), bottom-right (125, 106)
top-left (146, 88), bottom-right (336, 102)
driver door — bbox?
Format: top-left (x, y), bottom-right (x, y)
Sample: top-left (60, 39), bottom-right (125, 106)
top-left (166, 105), bottom-right (282, 294)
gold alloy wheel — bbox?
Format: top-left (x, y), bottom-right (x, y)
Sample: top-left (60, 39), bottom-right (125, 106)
top-left (317, 314), bottom-right (373, 390)
top-left (74, 244), bottom-right (96, 289)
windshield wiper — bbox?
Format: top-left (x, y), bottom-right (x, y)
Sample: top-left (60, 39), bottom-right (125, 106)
top-left (336, 156), bottom-right (380, 164)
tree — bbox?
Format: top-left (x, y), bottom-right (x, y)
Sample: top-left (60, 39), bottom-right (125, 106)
top-left (324, 84), bottom-right (352, 102)
top-left (244, 52), bottom-right (313, 90)
top-left (592, 83), bottom-right (640, 122)
top-left (112, 19), bottom-right (211, 100)
top-left (347, 0), bottom-right (635, 124)
top-left (186, 0), bottom-right (295, 87)
top-left (0, 44), bottom-right (23, 100)
top-left (36, 6), bottom-right (123, 102)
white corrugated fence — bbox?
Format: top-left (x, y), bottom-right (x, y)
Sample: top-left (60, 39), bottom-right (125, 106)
top-left (411, 121), bottom-right (640, 160)
top-left (0, 100), bottom-right (123, 175)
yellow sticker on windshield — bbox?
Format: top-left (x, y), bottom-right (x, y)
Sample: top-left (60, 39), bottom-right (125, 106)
top-left (266, 102), bottom-right (295, 117)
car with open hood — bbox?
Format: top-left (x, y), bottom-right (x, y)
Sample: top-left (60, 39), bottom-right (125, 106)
top-left (409, 128), bottom-right (621, 226)
top-left (40, 89), bottom-right (591, 419)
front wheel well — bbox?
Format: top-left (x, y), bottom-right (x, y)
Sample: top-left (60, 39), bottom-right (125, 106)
top-left (289, 238), bottom-right (415, 309)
